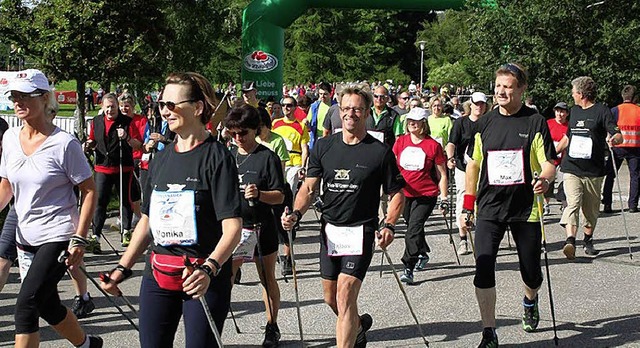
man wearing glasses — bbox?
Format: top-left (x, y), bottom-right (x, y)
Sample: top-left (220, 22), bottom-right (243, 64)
top-left (282, 87), bottom-right (404, 348)
top-left (369, 86), bottom-right (402, 147)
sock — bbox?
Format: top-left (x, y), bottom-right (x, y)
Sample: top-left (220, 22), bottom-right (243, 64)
top-left (566, 236), bottom-right (576, 245)
top-left (82, 292), bottom-right (90, 301)
top-left (461, 236), bottom-right (468, 241)
top-left (523, 295), bottom-right (536, 306)
top-left (584, 234), bottom-right (593, 243)
top-left (76, 335), bottom-right (90, 348)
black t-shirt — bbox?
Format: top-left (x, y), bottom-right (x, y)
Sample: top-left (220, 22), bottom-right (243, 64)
top-left (307, 133), bottom-right (405, 226)
top-left (448, 116), bottom-right (478, 172)
top-left (469, 106), bottom-right (556, 222)
top-left (230, 144), bottom-right (285, 229)
top-left (561, 103), bottom-right (620, 177)
top-left (142, 136), bottom-right (242, 259)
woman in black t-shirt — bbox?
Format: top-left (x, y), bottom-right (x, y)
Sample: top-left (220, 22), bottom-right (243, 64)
top-left (101, 72), bottom-right (243, 348)
top-left (226, 104), bottom-right (286, 348)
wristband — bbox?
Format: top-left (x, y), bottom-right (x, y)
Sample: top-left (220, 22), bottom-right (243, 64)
top-left (102, 264), bottom-right (133, 284)
top-left (69, 235), bottom-right (89, 248)
top-left (463, 194), bottom-right (476, 211)
top-left (198, 264), bottom-right (214, 279)
top-left (380, 222), bottom-right (395, 234)
top-left (206, 258), bottom-right (221, 277)
top-left (292, 209), bottom-right (303, 223)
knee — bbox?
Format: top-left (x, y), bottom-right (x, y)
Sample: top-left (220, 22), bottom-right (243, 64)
top-left (15, 292), bottom-right (39, 334)
top-left (323, 290), bottom-right (337, 311)
top-left (473, 257), bottom-right (496, 289)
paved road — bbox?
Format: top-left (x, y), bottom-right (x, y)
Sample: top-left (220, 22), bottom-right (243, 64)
top-left (1, 166), bottom-right (639, 347)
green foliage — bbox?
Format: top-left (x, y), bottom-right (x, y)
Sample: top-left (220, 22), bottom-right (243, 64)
top-left (426, 61), bottom-right (472, 87)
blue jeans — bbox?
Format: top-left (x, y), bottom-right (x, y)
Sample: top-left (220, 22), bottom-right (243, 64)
top-left (139, 274), bottom-right (230, 348)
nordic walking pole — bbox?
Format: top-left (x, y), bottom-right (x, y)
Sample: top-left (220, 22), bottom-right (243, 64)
top-left (118, 130), bottom-right (125, 245)
top-left (608, 146), bottom-right (633, 259)
top-left (464, 214), bottom-right (477, 259)
top-left (378, 242), bottom-right (429, 347)
top-left (534, 172), bottom-right (559, 346)
top-left (228, 304), bottom-right (241, 333)
top-left (183, 257), bottom-right (225, 348)
top-left (98, 273), bottom-right (138, 316)
top-left (58, 251), bottom-right (139, 331)
top-left (506, 226), bottom-right (513, 249)
top-left (284, 207), bottom-right (305, 346)
top-left (379, 252), bottom-right (384, 278)
top-left (101, 233), bottom-right (120, 256)
top-left (441, 203), bottom-right (461, 265)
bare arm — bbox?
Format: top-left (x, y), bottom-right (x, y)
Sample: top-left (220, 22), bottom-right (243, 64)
top-left (75, 177), bottom-right (97, 238)
top-left (465, 158), bottom-right (480, 197)
top-left (282, 177), bottom-right (320, 229)
top-left (301, 144), bottom-right (309, 169)
top-left (445, 143), bottom-right (456, 169)
top-left (0, 179), bottom-right (12, 212)
top-left (436, 163), bottom-right (448, 200)
top-left (556, 135), bottom-right (569, 153)
top-left (207, 217), bottom-right (242, 269)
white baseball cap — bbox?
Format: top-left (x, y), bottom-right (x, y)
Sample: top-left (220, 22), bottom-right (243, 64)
top-left (405, 107), bottom-right (428, 121)
top-left (5, 69), bottom-right (51, 94)
top-left (471, 92), bottom-right (487, 103)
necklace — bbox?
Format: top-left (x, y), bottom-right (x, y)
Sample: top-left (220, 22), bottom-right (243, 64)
top-left (235, 143), bottom-right (258, 168)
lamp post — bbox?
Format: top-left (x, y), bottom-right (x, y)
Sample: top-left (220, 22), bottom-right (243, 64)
top-left (417, 40), bottom-right (426, 94)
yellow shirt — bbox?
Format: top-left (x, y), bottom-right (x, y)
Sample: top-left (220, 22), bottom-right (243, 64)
top-left (271, 117), bottom-right (309, 167)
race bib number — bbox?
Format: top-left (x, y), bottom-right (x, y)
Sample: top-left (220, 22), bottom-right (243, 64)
top-left (141, 153), bottom-right (151, 162)
top-left (232, 227), bottom-right (259, 261)
top-left (325, 223), bottom-right (363, 256)
top-left (149, 189), bottom-right (198, 246)
top-left (486, 149), bottom-right (525, 186)
top-left (17, 248), bottom-right (34, 282)
top-left (399, 146), bottom-right (426, 171)
top-left (568, 135), bottom-right (593, 159)
top-left (367, 130), bottom-right (385, 143)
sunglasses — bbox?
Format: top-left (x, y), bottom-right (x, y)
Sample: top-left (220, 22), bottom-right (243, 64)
top-left (158, 99), bottom-right (195, 111)
top-left (8, 92), bottom-right (45, 102)
top-left (282, 103), bottom-right (294, 108)
top-left (228, 129), bottom-right (250, 138)
top-left (501, 63), bottom-right (526, 84)
top-left (373, 94), bottom-right (388, 99)
top-left (400, 96), bottom-right (410, 100)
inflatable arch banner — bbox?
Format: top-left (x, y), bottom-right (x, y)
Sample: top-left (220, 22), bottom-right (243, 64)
top-left (241, 0), bottom-right (465, 100)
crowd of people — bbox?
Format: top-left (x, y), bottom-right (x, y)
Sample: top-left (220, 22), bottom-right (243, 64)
top-left (0, 65), bottom-right (637, 348)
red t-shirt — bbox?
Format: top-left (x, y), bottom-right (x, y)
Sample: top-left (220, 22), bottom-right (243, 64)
top-left (130, 114), bottom-right (148, 160)
top-left (392, 134), bottom-right (445, 198)
top-left (547, 118), bottom-right (568, 166)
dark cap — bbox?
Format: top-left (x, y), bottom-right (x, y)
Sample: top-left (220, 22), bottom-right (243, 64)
top-left (553, 102), bottom-right (568, 110)
top-left (241, 81), bottom-right (256, 92)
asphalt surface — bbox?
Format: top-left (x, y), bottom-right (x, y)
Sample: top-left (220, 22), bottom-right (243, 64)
top-left (1, 165), bottom-right (639, 347)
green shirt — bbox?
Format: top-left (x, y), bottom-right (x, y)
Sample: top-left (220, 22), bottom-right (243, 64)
top-left (307, 102), bottom-right (331, 139)
top-left (427, 115), bottom-right (453, 147)
top-left (258, 131), bottom-right (290, 163)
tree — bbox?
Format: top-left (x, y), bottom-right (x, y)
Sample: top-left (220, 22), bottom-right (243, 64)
top-left (426, 61), bottom-right (472, 88)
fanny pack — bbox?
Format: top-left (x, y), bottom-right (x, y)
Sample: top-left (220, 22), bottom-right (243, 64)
top-left (151, 252), bottom-right (205, 291)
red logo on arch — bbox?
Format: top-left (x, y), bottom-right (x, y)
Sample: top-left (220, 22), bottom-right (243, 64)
top-left (251, 50), bottom-right (268, 61)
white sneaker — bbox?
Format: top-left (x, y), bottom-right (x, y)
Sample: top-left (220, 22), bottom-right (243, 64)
top-left (458, 240), bottom-right (471, 255)
top-left (543, 204), bottom-right (551, 216)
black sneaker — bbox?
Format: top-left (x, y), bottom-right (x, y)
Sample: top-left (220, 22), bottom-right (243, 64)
top-left (89, 336), bottom-right (103, 348)
top-left (72, 294), bottom-right (95, 319)
top-left (234, 268), bottom-right (242, 285)
top-left (478, 328), bottom-right (498, 348)
top-left (355, 313), bottom-right (373, 348)
top-left (262, 322), bottom-right (281, 347)
top-left (583, 239), bottom-right (600, 256)
top-left (603, 204), bottom-right (613, 214)
top-left (281, 256), bottom-right (292, 276)
top-left (522, 296), bottom-right (539, 332)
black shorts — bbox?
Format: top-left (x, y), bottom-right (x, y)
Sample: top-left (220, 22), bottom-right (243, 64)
top-left (255, 223), bottom-right (278, 257)
top-left (319, 221), bottom-right (375, 281)
top-left (130, 172), bottom-right (142, 202)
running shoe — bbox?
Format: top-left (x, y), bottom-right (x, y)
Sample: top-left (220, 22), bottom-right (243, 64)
top-left (262, 322), bottom-right (281, 347)
top-left (121, 229), bottom-right (131, 247)
top-left (86, 236), bottom-right (102, 255)
top-left (583, 239), bottom-right (600, 256)
top-left (562, 241), bottom-right (575, 260)
top-left (522, 296), bottom-right (539, 332)
top-left (355, 313), bottom-right (373, 348)
top-left (88, 336), bottom-right (103, 348)
top-left (234, 268), bottom-right (242, 285)
top-left (543, 203), bottom-right (551, 216)
top-left (400, 268), bottom-right (414, 284)
top-left (458, 240), bottom-right (470, 255)
top-left (72, 294), bottom-right (95, 319)
top-left (414, 254), bottom-right (430, 271)
top-left (281, 256), bottom-right (292, 276)
top-left (478, 328), bottom-right (498, 348)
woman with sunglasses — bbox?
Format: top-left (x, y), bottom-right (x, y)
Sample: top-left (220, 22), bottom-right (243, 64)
top-left (1, 69), bottom-right (100, 347)
top-left (226, 104), bottom-right (286, 348)
top-left (392, 107), bottom-right (448, 284)
top-left (101, 72), bottom-right (243, 348)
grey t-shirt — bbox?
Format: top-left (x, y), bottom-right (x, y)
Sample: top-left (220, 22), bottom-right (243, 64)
top-left (0, 127), bottom-right (92, 246)
top-left (322, 104), bottom-right (343, 134)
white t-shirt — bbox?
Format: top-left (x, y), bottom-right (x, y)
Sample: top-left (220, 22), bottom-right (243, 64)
top-left (0, 127), bottom-right (92, 246)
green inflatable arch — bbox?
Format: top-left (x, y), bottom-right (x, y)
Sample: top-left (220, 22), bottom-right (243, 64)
top-left (241, 0), bottom-right (465, 100)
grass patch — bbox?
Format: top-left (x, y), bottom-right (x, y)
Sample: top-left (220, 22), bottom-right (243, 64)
top-left (0, 104), bottom-right (102, 118)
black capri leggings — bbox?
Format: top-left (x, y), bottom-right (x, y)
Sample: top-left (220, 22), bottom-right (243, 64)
top-left (15, 241), bottom-right (69, 334)
top-left (473, 220), bottom-right (543, 290)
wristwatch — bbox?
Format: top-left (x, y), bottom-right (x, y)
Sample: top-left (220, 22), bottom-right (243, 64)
top-left (380, 222), bottom-right (395, 234)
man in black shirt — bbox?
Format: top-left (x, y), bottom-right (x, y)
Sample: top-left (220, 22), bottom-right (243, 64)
top-left (282, 87), bottom-right (405, 348)
top-left (465, 63), bottom-right (556, 347)
top-left (558, 76), bottom-right (622, 258)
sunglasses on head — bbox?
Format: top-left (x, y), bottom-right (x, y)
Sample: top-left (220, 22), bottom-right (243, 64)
top-left (158, 99), bottom-right (195, 111)
top-left (501, 63), bottom-right (526, 84)
top-left (228, 129), bottom-right (250, 138)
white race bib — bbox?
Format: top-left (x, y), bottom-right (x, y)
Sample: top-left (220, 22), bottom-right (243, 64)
top-left (367, 130), bottom-right (385, 143)
top-left (553, 141), bottom-right (562, 159)
top-left (141, 153), bottom-right (151, 162)
top-left (486, 149), bottom-right (525, 186)
top-left (568, 135), bottom-right (593, 159)
top-left (232, 227), bottom-right (259, 261)
top-left (399, 146), bottom-right (426, 171)
top-left (149, 190), bottom-right (198, 246)
top-left (17, 248), bottom-right (35, 282)
top-left (325, 223), bottom-right (363, 256)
